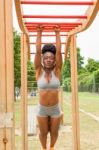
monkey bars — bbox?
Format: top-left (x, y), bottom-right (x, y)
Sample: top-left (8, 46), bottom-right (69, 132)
top-left (14, 0), bottom-right (99, 150)
top-left (0, 0), bottom-right (99, 149)
top-left (15, 0), bottom-right (98, 55)
top-left (15, 0), bottom-right (98, 58)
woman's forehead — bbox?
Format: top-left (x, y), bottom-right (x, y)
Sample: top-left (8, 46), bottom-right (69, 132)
top-left (43, 52), bottom-right (55, 57)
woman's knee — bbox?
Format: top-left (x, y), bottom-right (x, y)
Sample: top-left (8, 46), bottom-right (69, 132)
top-left (39, 130), bottom-right (49, 138)
top-left (50, 130), bottom-right (58, 137)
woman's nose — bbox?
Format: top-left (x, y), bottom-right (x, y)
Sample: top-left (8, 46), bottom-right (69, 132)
top-left (47, 58), bottom-right (51, 61)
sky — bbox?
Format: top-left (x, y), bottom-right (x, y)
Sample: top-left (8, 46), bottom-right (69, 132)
top-left (13, 1), bottom-right (99, 64)
top-left (77, 12), bottom-right (99, 64)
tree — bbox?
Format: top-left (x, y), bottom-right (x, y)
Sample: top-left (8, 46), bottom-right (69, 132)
top-left (14, 30), bottom-right (37, 93)
top-left (78, 58), bottom-right (99, 92)
top-left (62, 47), bottom-right (84, 91)
top-left (27, 60), bottom-right (37, 91)
top-left (77, 48), bottom-right (85, 74)
top-left (85, 58), bottom-right (99, 72)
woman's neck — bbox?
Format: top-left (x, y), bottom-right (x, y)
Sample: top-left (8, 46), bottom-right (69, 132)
top-left (43, 67), bottom-right (54, 74)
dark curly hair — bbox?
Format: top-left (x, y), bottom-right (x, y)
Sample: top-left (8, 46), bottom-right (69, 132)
top-left (42, 43), bottom-right (56, 55)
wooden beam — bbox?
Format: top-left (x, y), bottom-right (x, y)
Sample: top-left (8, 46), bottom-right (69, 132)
top-left (0, 0), bottom-right (15, 150)
top-left (14, 0), bottom-right (30, 60)
top-left (70, 35), bottom-right (80, 150)
top-left (59, 87), bottom-right (64, 124)
top-left (21, 33), bottom-right (28, 150)
top-left (0, 0), bottom-right (6, 148)
top-left (5, 0), bottom-right (15, 149)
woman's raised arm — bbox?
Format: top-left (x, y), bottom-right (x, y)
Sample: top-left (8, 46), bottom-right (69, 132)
top-left (55, 26), bottom-right (62, 70)
top-left (34, 26), bottom-right (43, 70)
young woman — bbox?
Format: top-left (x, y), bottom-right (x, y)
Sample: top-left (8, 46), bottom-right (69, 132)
top-left (34, 26), bottom-right (63, 150)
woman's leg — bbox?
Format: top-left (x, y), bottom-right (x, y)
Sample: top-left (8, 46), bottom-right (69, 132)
top-left (50, 116), bottom-right (62, 148)
top-left (37, 116), bottom-right (49, 149)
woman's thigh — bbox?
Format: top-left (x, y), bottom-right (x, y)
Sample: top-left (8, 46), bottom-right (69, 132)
top-left (50, 116), bottom-right (61, 134)
top-left (37, 116), bottom-right (49, 134)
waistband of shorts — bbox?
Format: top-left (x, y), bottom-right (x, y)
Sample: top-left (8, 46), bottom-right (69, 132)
top-left (38, 103), bottom-right (59, 109)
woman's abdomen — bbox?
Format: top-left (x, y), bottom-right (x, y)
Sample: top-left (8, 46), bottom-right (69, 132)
top-left (38, 89), bottom-right (59, 106)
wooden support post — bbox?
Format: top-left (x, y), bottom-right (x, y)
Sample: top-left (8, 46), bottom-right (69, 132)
top-left (59, 87), bottom-right (64, 124)
top-left (70, 35), bottom-right (80, 150)
top-left (0, 0), bottom-right (14, 150)
top-left (21, 33), bottom-right (28, 150)
top-left (0, 0), bottom-right (6, 149)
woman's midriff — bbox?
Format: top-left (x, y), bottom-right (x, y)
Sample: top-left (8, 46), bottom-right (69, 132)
top-left (38, 89), bottom-right (59, 106)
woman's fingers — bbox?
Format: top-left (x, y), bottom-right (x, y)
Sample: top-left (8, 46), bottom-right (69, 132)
top-left (54, 25), bottom-right (60, 32)
top-left (37, 25), bottom-right (44, 32)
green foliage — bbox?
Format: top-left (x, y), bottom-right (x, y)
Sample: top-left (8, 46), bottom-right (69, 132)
top-left (14, 30), bottom-right (21, 87)
top-left (27, 60), bottom-right (37, 90)
top-left (77, 48), bottom-right (85, 74)
top-left (85, 58), bottom-right (99, 72)
top-left (14, 30), bottom-right (37, 90)
top-left (62, 48), bottom-right (84, 90)
top-left (62, 48), bottom-right (99, 92)
top-left (78, 59), bottom-right (99, 92)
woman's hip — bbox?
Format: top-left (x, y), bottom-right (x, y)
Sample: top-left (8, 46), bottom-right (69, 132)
top-left (37, 103), bottom-right (62, 118)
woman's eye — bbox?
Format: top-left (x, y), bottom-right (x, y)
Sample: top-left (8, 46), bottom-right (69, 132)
top-left (44, 57), bottom-right (48, 59)
top-left (44, 57), bottom-right (54, 60)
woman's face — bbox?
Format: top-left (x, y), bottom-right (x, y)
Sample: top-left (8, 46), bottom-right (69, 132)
top-left (42, 52), bottom-right (55, 69)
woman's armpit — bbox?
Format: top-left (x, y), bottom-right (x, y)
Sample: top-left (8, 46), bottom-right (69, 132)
top-left (35, 67), bottom-right (42, 80)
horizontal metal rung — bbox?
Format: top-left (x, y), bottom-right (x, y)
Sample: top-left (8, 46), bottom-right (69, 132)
top-left (21, 1), bottom-right (94, 5)
top-left (25, 22), bottom-right (82, 25)
top-left (23, 15), bottom-right (87, 19)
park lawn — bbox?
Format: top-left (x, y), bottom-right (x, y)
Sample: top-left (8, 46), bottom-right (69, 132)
top-left (15, 92), bottom-right (99, 150)
top-left (80, 112), bottom-right (99, 150)
top-left (63, 91), bottom-right (99, 116)
top-left (79, 92), bottom-right (99, 116)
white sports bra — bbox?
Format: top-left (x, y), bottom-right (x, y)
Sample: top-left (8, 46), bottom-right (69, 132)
top-left (37, 70), bottom-right (60, 89)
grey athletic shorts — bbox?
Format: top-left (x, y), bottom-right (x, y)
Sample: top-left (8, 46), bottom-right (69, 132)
top-left (37, 103), bottom-right (62, 118)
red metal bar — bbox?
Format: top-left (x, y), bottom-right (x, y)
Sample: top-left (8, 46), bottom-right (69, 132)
top-left (26, 24), bottom-right (79, 27)
top-left (23, 15), bottom-right (87, 19)
top-left (27, 28), bottom-right (73, 31)
top-left (28, 29), bottom-right (70, 32)
top-left (29, 34), bottom-right (68, 36)
top-left (27, 26), bottom-right (75, 29)
top-left (30, 52), bottom-right (65, 54)
top-left (30, 42), bottom-right (66, 44)
top-left (25, 22), bottom-right (82, 25)
top-left (21, 1), bottom-right (94, 5)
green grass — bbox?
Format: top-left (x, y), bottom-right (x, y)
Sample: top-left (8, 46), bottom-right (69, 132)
top-left (15, 92), bottom-right (99, 150)
top-left (80, 113), bottom-right (99, 150)
top-left (79, 92), bottom-right (99, 116)
top-left (63, 91), bottom-right (99, 116)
